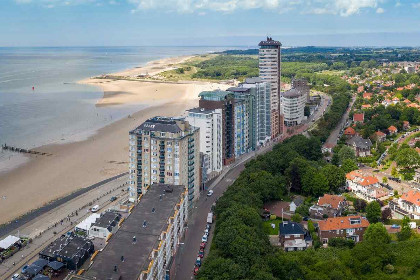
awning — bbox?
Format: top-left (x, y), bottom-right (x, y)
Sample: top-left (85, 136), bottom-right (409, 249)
top-left (0, 235), bottom-right (19, 250)
top-left (32, 258), bottom-right (49, 268)
top-left (33, 275), bottom-right (50, 280)
top-left (47, 260), bottom-right (64, 270)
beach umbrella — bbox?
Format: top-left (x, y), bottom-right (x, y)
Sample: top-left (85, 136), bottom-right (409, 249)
top-left (33, 275), bottom-right (50, 280)
top-left (47, 260), bottom-right (64, 270)
top-left (32, 258), bottom-right (49, 268)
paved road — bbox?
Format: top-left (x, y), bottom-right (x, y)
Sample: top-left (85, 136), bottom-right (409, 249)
top-left (0, 172), bottom-right (128, 239)
top-left (173, 94), bottom-right (332, 280)
top-left (0, 175), bottom-right (129, 280)
top-left (325, 94), bottom-right (356, 147)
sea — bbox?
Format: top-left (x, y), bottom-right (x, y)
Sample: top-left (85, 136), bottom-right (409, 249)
top-left (0, 46), bottom-right (235, 173)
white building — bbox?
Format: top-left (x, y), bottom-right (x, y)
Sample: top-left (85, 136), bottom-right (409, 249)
top-left (389, 190), bottom-right (420, 219)
top-left (88, 212), bottom-right (121, 239)
top-left (128, 117), bottom-right (200, 205)
top-left (239, 77), bottom-right (272, 146)
top-left (185, 108), bottom-right (223, 175)
top-left (74, 213), bottom-right (100, 233)
top-left (345, 170), bottom-right (390, 202)
top-left (259, 37), bottom-right (282, 138)
top-left (281, 88), bottom-right (306, 127)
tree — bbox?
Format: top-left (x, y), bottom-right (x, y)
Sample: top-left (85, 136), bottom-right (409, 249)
top-left (304, 105), bottom-right (310, 117)
top-left (396, 148), bottom-right (420, 169)
top-left (295, 204), bottom-right (310, 217)
top-left (364, 222), bottom-right (391, 245)
top-left (328, 237), bottom-right (355, 248)
top-left (307, 220), bottom-right (315, 233)
top-left (338, 146), bottom-right (356, 164)
top-left (341, 159), bottom-right (358, 173)
top-left (321, 164), bottom-right (346, 193)
top-left (354, 199), bottom-right (367, 212)
top-left (397, 216), bottom-right (412, 241)
top-left (302, 167), bottom-right (329, 196)
top-left (391, 166), bottom-right (398, 177)
top-left (382, 177), bottom-right (388, 183)
top-left (381, 208), bottom-right (392, 223)
top-left (291, 213), bottom-right (302, 223)
top-left (366, 201), bottom-right (381, 223)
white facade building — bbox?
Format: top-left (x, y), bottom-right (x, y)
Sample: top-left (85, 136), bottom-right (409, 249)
top-left (88, 212), bottom-right (121, 239)
top-left (259, 37), bottom-right (282, 138)
top-left (185, 108), bottom-right (223, 175)
top-left (346, 170), bottom-right (389, 202)
top-left (128, 117), bottom-right (200, 205)
top-left (281, 88), bottom-right (306, 127)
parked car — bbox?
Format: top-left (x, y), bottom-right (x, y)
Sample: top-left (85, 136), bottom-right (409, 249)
top-left (391, 224), bottom-right (400, 229)
top-left (200, 242), bottom-right (206, 249)
top-left (201, 235), bottom-right (208, 242)
top-left (204, 228), bottom-right (209, 235)
top-left (110, 196), bottom-right (117, 202)
top-left (207, 190), bottom-right (214, 197)
top-left (193, 266), bottom-right (200, 276)
top-left (11, 274), bottom-right (20, 280)
top-left (91, 205), bottom-right (100, 212)
top-left (198, 250), bottom-right (204, 258)
top-left (195, 257), bottom-right (202, 267)
top-left (206, 224), bottom-right (211, 230)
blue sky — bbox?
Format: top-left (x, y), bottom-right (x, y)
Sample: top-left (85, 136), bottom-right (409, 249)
top-left (1, 0), bottom-right (420, 46)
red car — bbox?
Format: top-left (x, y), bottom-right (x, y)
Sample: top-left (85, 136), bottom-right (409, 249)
top-left (194, 266), bottom-right (200, 275)
top-left (200, 242), bottom-right (206, 249)
top-left (198, 250), bottom-right (204, 258)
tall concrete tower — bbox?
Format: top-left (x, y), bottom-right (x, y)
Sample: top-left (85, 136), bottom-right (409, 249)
top-left (258, 37), bottom-right (282, 138)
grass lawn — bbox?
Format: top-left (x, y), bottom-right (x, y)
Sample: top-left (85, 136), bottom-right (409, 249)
top-left (263, 218), bottom-right (286, 235)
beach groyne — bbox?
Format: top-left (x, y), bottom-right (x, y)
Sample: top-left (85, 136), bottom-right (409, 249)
top-left (1, 144), bottom-right (52, 156)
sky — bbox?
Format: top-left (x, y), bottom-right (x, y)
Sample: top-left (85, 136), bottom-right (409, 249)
top-left (1, 0), bottom-right (420, 47)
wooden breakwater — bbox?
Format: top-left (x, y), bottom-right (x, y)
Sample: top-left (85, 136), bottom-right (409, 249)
top-left (1, 144), bottom-right (52, 156)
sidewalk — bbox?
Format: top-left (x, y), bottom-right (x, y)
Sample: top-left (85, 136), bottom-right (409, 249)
top-left (0, 175), bottom-right (129, 280)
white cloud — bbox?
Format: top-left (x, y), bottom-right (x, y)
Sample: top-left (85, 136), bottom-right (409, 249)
top-left (376, 7), bottom-right (384, 13)
top-left (15, 0), bottom-right (383, 16)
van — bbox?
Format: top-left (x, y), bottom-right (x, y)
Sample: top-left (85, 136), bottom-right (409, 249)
top-left (91, 205), bottom-right (100, 213)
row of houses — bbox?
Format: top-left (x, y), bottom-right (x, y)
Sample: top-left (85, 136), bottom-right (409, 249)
top-left (346, 170), bottom-right (391, 202)
top-left (278, 215), bottom-right (370, 251)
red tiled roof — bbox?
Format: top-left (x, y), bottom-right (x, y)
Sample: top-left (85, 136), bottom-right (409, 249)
top-left (345, 170), bottom-right (379, 186)
top-left (344, 127), bottom-right (356, 135)
top-left (360, 176), bottom-right (379, 186)
top-left (401, 190), bottom-right (420, 207)
top-left (388, 125), bottom-right (397, 132)
top-left (375, 131), bottom-right (386, 137)
top-left (318, 216), bottom-right (370, 231)
top-left (362, 104), bottom-right (372, 109)
top-left (363, 92), bottom-right (372, 99)
top-left (353, 113), bottom-right (364, 122)
top-left (318, 194), bottom-right (345, 210)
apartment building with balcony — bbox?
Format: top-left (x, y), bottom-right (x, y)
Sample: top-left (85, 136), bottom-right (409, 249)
top-left (281, 88), bottom-right (306, 127)
top-left (128, 117), bottom-right (200, 204)
top-left (185, 107), bottom-right (223, 176)
top-left (72, 184), bottom-right (188, 280)
top-left (259, 37), bottom-right (282, 138)
top-left (198, 90), bottom-right (235, 165)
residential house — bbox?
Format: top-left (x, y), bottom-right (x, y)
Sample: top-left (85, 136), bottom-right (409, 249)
top-left (414, 168), bottom-right (420, 183)
top-left (346, 135), bottom-right (372, 157)
top-left (363, 92), bottom-right (372, 99)
top-left (392, 97), bottom-right (400, 104)
top-left (318, 216), bottom-right (370, 245)
top-left (346, 170), bottom-right (390, 201)
top-left (374, 131), bottom-right (386, 143)
top-left (357, 86), bottom-right (364, 93)
top-left (361, 104), bottom-right (372, 109)
top-left (403, 121), bottom-right (410, 130)
top-left (309, 194), bottom-right (347, 219)
top-left (289, 196), bottom-right (304, 213)
top-left (279, 221), bottom-right (312, 251)
top-left (388, 125), bottom-right (398, 135)
top-left (389, 189), bottom-right (420, 219)
top-left (353, 113), bottom-right (364, 123)
top-left (322, 143), bottom-right (334, 154)
top-left (382, 99), bottom-right (392, 107)
top-left (344, 127), bottom-right (356, 138)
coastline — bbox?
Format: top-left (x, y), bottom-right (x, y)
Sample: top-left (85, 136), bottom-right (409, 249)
top-left (0, 54), bottom-right (228, 225)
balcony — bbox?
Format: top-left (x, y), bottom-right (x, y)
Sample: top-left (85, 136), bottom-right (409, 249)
top-left (188, 172), bottom-right (194, 178)
top-left (188, 143), bottom-right (194, 149)
top-left (188, 149), bottom-right (194, 155)
top-left (188, 177), bottom-right (194, 184)
top-left (160, 172), bottom-right (165, 177)
top-left (188, 166), bottom-right (194, 172)
top-left (188, 138), bottom-right (194, 143)
top-left (188, 161), bottom-right (194, 166)
top-left (159, 167), bottom-right (165, 171)
top-left (188, 155), bottom-right (194, 160)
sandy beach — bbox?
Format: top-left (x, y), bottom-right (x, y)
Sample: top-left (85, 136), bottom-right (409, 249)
top-left (0, 55), bottom-right (228, 225)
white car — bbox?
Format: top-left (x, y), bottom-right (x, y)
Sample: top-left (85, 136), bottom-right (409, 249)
top-left (207, 190), bottom-right (214, 197)
top-left (204, 228), bottom-right (209, 235)
top-left (11, 274), bottom-right (20, 280)
top-left (201, 235), bottom-right (208, 242)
